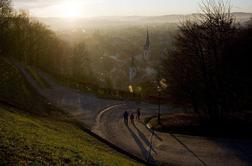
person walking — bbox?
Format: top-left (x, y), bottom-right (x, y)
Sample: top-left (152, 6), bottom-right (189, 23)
top-left (130, 113), bottom-right (134, 124)
top-left (123, 111), bottom-right (129, 125)
top-left (136, 108), bottom-right (141, 120)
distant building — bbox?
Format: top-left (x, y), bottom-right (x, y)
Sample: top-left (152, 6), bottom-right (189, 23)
top-left (127, 27), bottom-right (156, 86)
top-left (129, 56), bottom-right (137, 82)
top-left (143, 28), bottom-right (151, 61)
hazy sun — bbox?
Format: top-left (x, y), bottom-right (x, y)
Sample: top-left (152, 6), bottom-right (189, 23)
top-left (58, 1), bottom-right (82, 18)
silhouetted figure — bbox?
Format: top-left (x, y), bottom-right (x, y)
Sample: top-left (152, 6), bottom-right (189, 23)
top-left (130, 113), bottom-right (134, 124)
top-left (123, 111), bottom-right (129, 125)
top-left (136, 108), bottom-right (141, 120)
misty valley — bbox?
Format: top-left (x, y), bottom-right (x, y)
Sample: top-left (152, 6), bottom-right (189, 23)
top-left (1, 0), bottom-right (252, 165)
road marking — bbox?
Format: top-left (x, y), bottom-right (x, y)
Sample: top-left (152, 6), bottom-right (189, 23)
top-left (94, 103), bottom-right (126, 127)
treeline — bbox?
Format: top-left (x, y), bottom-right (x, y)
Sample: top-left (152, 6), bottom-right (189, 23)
top-left (161, 0), bottom-right (252, 121)
top-left (0, 0), bottom-right (91, 83)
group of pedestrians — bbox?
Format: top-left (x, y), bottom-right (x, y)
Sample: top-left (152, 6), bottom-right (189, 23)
top-left (123, 108), bottom-right (141, 125)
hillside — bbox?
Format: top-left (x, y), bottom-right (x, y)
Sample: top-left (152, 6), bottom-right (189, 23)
top-left (37, 12), bottom-right (252, 31)
top-left (0, 57), bottom-right (141, 165)
top-left (0, 105), bottom-right (140, 165)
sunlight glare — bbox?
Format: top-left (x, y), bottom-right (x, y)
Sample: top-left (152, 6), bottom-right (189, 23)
top-left (58, 1), bottom-right (82, 18)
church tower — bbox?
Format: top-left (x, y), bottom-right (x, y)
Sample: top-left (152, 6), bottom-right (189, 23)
top-left (143, 28), bottom-right (151, 61)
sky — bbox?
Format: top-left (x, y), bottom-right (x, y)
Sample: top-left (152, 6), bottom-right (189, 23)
top-left (12, 0), bottom-right (252, 18)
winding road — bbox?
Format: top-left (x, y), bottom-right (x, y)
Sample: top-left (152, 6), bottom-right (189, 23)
top-left (14, 62), bottom-right (252, 166)
top-left (92, 103), bottom-right (252, 166)
top-left (92, 103), bottom-right (205, 165)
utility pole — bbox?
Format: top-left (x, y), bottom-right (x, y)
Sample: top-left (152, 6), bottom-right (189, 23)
top-left (157, 50), bottom-right (167, 125)
top-left (157, 86), bottom-right (161, 125)
top-left (157, 50), bottom-right (162, 125)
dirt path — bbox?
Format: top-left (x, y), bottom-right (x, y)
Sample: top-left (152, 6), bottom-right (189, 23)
top-left (14, 62), bottom-right (252, 166)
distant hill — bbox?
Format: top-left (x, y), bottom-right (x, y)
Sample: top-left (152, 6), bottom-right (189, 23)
top-left (36, 12), bottom-right (252, 31)
top-left (232, 12), bottom-right (252, 22)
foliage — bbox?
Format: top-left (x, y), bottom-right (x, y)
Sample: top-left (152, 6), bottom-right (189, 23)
top-left (161, 0), bottom-right (252, 121)
top-left (72, 41), bottom-right (92, 82)
top-left (0, 1), bottom-right (91, 84)
top-left (223, 18), bottom-right (252, 110)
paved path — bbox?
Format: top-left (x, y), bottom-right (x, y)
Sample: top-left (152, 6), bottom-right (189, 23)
top-left (14, 62), bottom-right (252, 166)
top-left (14, 61), bottom-right (120, 127)
top-left (93, 104), bottom-right (252, 166)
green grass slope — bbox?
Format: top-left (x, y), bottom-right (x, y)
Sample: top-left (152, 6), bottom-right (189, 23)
top-left (0, 105), bottom-right (140, 165)
top-left (0, 58), bottom-right (141, 165)
top-left (0, 57), bottom-right (49, 116)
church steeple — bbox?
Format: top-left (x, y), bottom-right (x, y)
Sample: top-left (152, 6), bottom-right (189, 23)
top-left (144, 28), bottom-right (150, 50)
top-left (143, 27), bottom-right (151, 61)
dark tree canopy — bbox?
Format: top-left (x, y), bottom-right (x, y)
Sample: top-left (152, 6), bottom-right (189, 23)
top-left (161, 0), bottom-right (251, 121)
top-left (0, 0), bottom-right (91, 83)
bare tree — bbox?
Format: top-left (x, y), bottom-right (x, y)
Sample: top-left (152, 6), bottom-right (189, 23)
top-left (161, 0), bottom-right (237, 121)
top-left (0, 0), bottom-right (12, 55)
top-left (72, 41), bottom-right (91, 82)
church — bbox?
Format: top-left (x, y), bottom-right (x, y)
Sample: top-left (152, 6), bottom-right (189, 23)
top-left (128, 28), bottom-right (156, 85)
top-left (143, 28), bottom-right (151, 61)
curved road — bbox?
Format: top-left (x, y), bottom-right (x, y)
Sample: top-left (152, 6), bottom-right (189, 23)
top-left (93, 104), bottom-right (204, 165)
top-left (15, 62), bottom-right (252, 166)
top-left (93, 104), bottom-right (252, 166)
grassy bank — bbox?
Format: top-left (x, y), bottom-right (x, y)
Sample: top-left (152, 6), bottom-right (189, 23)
top-left (0, 105), bottom-right (140, 165)
top-left (0, 57), bottom-right (49, 115)
top-left (0, 58), bottom-right (141, 165)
